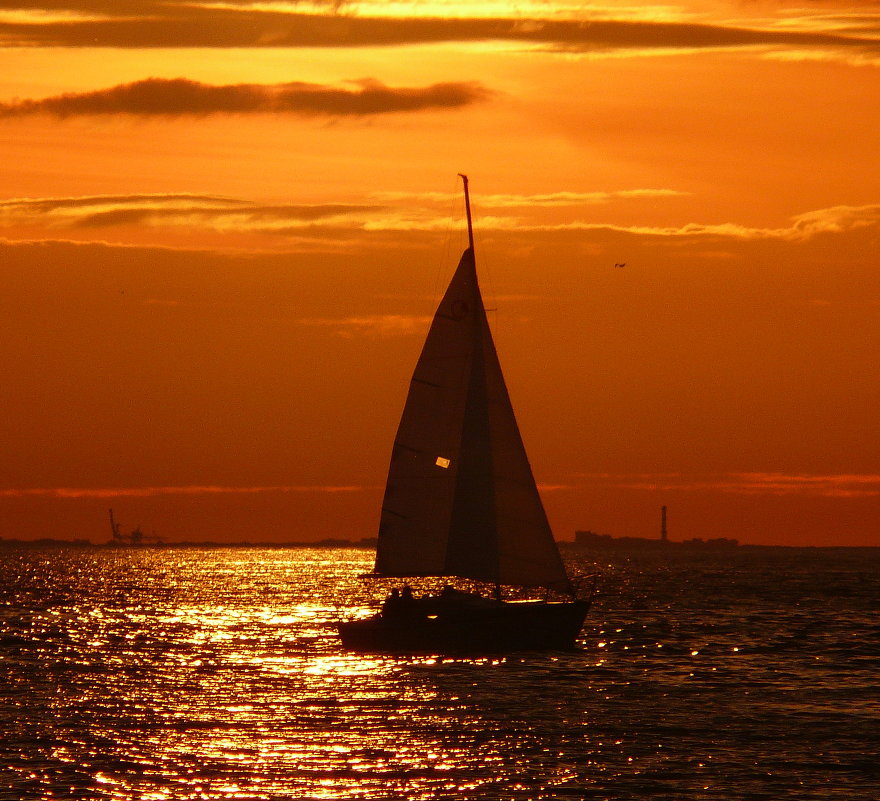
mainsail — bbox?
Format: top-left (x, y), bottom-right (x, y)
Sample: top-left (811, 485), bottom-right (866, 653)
top-left (373, 180), bottom-right (570, 591)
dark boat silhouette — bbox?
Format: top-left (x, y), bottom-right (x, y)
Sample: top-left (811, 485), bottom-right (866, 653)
top-left (337, 176), bottom-right (593, 655)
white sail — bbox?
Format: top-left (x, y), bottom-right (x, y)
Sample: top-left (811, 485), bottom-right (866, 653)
top-left (374, 242), bottom-right (571, 591)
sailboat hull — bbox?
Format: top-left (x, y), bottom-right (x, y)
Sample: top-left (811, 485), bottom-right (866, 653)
top-left (337, 599), bottom-right (590, 655)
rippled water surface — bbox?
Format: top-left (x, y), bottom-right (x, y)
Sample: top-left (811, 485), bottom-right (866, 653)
top-left (1, 545), bottom-right (878, 800)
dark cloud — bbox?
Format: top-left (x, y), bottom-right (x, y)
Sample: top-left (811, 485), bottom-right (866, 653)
top-left (1, 6), bottom-right (878, 52)
top-left (0, 77), bottom-right (491, 118)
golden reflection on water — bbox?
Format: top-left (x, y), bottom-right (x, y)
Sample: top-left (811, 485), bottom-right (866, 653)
top-left (3, 546), bottom-right (878, 799)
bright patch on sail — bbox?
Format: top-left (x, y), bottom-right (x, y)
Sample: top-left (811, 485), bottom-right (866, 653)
top-left (435, 457), bottom-right (451, 469)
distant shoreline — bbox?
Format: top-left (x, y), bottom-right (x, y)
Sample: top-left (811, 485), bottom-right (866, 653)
top-left (0, 536), bottom-right (378, 549)
top-left (0, 536), bottom-right (876, 551)
top-left (572, 530), bottom-right (740, 549)
top-left (563, 541), bottom-right (879, 551)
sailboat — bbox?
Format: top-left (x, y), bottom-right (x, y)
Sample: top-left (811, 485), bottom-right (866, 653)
top-left (337, 175), bottom-right (592, 654)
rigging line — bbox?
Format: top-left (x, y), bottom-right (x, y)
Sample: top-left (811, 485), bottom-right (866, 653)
top-left (464, 176), bottom-right (502, 344)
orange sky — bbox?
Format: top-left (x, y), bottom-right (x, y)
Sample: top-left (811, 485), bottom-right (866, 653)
top-left (1, 0), bottom-right (879, 547)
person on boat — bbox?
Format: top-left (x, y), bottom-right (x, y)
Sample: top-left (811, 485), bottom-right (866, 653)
top-left (399, 584), bottom-right (421, 617)
top-left (381, 585), bottom-right (425, 621)
top-left (381, 588), bottom-right (402, 617)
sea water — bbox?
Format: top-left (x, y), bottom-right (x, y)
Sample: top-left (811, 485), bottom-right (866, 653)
top-left (1, 544), bottom-right (877, 800)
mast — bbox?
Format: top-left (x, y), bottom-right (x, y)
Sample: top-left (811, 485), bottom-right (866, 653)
top-left (458, 173), bottom-right (474, 252)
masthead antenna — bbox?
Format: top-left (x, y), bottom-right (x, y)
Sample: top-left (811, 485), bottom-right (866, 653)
top-left (458, 173), bottom-right (474, 253)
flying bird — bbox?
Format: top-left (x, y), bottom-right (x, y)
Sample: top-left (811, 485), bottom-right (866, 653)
top-left (614, 263), bottom-right (626, 268)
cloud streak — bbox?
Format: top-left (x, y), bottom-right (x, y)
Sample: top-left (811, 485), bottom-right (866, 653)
top-left (0, 193), bottom-right (382, 233)
top-left (365, 203), bottom-right (880, 241)
top-left (480, 204), bottom-right (880, 242)
top-left (373, 189), bottom-right (688, 208)
top-left (1, 6), bottom-right (879, 61)
top-left (299, 314), bottom-right (434, 337)
top-left (3, 193), bottom-right (880, 246)
top-left (578, 472), bottom-right (880, 498)
top-left (0, 485), bottom-right (364, 498)
top-left (0, 77), bottom-right (490, 118)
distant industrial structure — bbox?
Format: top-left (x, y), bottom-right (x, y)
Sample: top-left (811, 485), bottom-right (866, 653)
top-left (108, 509), bottom-right (163, 547)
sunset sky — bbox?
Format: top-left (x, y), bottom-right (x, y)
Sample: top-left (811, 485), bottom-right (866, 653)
top-left (2, 0), bottom-right (879, 547)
